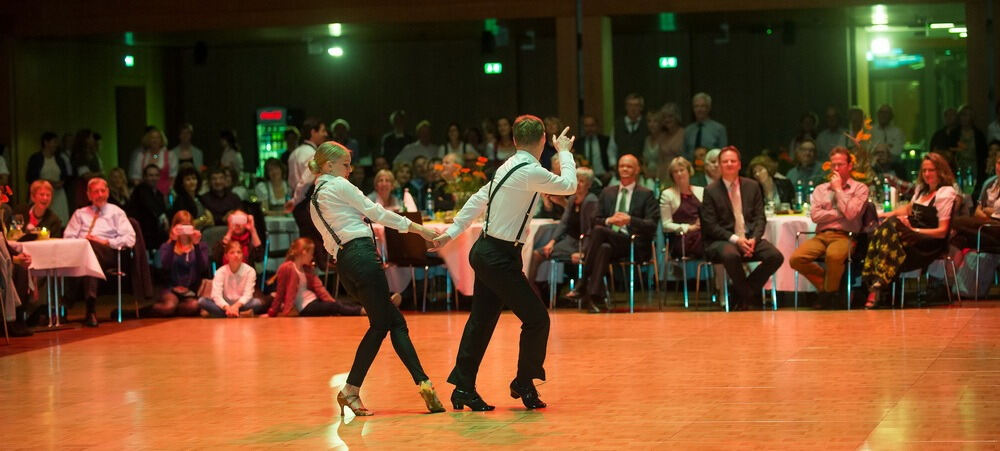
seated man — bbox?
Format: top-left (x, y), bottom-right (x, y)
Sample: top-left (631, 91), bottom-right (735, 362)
top-left (199, 167), bottom-right (243, 227)
top-left (789, 147), bottom-right (869, 309)
top-left (564, 155), bottom-right (659, 313)
top-left (953, 151), bottom-right (1000, 252)
top-left (700, 146), bottom-right (784, 310)
top-left (63, 177), bottom-right (137, 327)
top-left (127, 164), bottom-right (168, 253)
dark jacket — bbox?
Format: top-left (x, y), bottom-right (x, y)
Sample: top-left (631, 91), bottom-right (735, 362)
top-left (593, 184), bottom-right (660, 253)
top-left (700, 176), bottom-right (768, 243)
top-left (13, 204), bottom-right (63, 237)
top-left (128, 183), bottom-right (168, 251)
top-left (26, 152), bottom-right (72, 185)
top-left (552, 192), bottom-right (599, 248)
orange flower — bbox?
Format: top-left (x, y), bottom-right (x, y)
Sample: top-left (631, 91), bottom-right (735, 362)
top-left (863, 118), bottom-right (872, 130)
top-left (822, 161), bottom-right (832, 171)
top-left (473, 170), bottom-right (486, 179)
top-left (851, 171), bottom-right (867, 179)
top-left (433, 164), bottom-right (444, 171)
top-left (460, 167), bottom-right (471, 174)
top-left (477, 156), bottom-right (488, 164)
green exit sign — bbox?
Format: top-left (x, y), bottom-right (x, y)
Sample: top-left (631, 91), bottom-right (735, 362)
top-left (658, 56), bottom-right (678, 69)
top-left (484, 62), bottom-right (502, 74)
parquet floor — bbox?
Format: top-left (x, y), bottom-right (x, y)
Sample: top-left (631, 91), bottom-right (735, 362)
top-left (2, 305), bottom-right (1000, 449)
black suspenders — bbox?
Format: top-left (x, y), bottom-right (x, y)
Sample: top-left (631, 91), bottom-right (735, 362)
top-left (484, 161), bottom-right (539, 246)
top-left (311, 181), bottom-right (343, 248)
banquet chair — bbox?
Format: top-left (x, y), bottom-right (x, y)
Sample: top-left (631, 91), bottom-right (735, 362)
top-left (894, 201), bottom-right (962, 308)
top-left (975, 223), bottom-right (1000, 301)
top-left (383, 212), bottom-right (453, 312)
top-left (605, 236), bottom-right (659, 313)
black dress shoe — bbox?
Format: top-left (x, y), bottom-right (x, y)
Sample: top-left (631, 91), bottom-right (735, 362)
top-left (84, 313), bottom-right (99, 328)
top-left (509, 379), bottom-right (547, 410)
top-left (5, 321), bottom-right (34, 337)
top-left (451, 388), bottom-right (495, 411)
top-left (583, 298), bottom-right (602, 314)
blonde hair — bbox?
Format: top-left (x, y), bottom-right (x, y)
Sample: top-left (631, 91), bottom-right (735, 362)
top-left (308, 141), bottom-right (351, 175)
top-left (667, 156), bottom-right (694, 184)
top-left (29, 179), bottom-right (53, 197)
top-left (141, 128), bottom-right (168, 150)
top-left (374, 169), bottom-right (397, 187)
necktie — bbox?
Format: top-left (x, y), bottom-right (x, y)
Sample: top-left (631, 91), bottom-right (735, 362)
top-left (87, 206), bottom-right (100, 235)
top-left (695, 123), bottom-right (704, 148)
top-left (612, 188), bottom-right (629, 233)
top-left (729, 182), bottom-right (745, 239)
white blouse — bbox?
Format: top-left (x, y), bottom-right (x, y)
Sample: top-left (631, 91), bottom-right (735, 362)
top-left (310, 174), bottom-right (412, 256)
top-left (911, 185), bottom-right (956, 225)
top-left (659, 185), bottom-right (705, 233)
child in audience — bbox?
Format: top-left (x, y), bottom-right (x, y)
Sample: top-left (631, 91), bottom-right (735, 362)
top-left (199, 241), bottom-right (264, 318)
top-left (147, 211), bottom-right (209, 316)
top-left (217, 210), bottom-right (261, 265)
top-left (264, 237), bottom-right (368, 317)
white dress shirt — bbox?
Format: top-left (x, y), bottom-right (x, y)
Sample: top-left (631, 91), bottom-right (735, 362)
top-left (310, 174), bottom-right (411, 256)
top-left (211, 262), bottom-right (256, 309)
top-left (288, 142), bottom-right (318, 205)
top-left (63, 203), bottom-right (137, 250)
top-left (724, 178), bottom-right (746, 244)
top-left (870, 124), bottom-right (906, 156)
top-left (446, 149), bottom-right (577, 243)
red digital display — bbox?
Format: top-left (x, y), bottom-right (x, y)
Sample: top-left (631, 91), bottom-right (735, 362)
top-left (259, 110), bottom-right (283, 121)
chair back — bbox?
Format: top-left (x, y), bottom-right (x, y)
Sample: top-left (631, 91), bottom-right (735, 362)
top-left (860, 201), bottom-right (879, 233)
top-left (384, 212), bottom-right (429, 266)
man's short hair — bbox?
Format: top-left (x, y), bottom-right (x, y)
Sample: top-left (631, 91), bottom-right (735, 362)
top-left (829, 147), bottom-right (852, 162)
top-left (513, 115), bottom-right (545, 146)
top-left (301, 117), bottom-right (324, 138)
top-left (719, 145), bottom-right (741, 160)
top-left (692, 92), bottom-right (713, 106)
top-left (624, 93), bottom-right (645, 107)
top-left (87, 177), bottom-right (108, 192)
top-left (207, 166), bottom-right (228, 179)
top-left (143, 164), bottom-right (160, 176)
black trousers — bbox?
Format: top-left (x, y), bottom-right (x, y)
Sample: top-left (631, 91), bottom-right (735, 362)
top-left (299, 299), bottom-right (363, 316)
top-left (448, 235), bottom-right (550, 390)
top-left (705, 239), bottom-right (784, 308)
top-left (578, 225), bottom-right (650, 298)
top-left (64, 241), bottom-right (118, 314)
top-left (337, 238), bottom-right (428, 387)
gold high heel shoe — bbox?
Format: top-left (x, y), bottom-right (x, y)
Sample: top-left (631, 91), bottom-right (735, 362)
top-left (337, 391), bottom-right (374, 417)
top-left (418, 380), bottom-right (446, 413)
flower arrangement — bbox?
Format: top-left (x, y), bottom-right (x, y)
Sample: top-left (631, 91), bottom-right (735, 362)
top-left (437, 156), bottom-right (489, 210)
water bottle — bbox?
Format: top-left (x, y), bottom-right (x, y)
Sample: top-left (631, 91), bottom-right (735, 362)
top-left (795, 179), bottom-right (804, 210)
top-left (426, 186), bottom-right (435, 216)
top-left (956, 169), bottom-right (964, 192)
top-left (402, 188), bottom-right (410, 212)
top-left (882, 177), bottom-right (892, 212)
top-left (966, 167), bottom-right (974, 194)
top-left (807, 180), bottom-right (815, 196)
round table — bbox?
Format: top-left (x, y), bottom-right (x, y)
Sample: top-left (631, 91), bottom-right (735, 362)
top-left (763, 214), bottom-right (816, 292)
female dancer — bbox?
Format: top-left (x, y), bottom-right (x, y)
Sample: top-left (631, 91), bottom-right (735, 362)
top-left (308, 141), bottom-right (445, 416)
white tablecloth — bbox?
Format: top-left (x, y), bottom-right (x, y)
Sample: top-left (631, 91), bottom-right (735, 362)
top-left (372, 219), bottom-right (557, 296)
top-left (763, 214), bottom-right (815, 292)
top-left (21, 238), bottom-right (106, 280)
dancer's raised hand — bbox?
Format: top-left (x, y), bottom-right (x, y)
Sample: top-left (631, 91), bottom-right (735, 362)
top-left (552, 126), bottom-right (575, 152)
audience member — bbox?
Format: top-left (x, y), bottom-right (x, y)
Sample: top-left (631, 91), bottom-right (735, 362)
top-left (63, 177), bottom-right (137, 327)
top-left (578, 115), bottom-right (614, 183)
top-left (198, 241), bottom-right (265, 318)
top-left (660, 157), bottom-right (705, 259)
top-left (491, 117), bottom-right (517, 161)
top-left (172, 123), bottom-right (203, 171)
top-left (106, 167), bottom-right (131, 209)
top-left (440, 122), bottom-right (476, 157)
top-left (216, 210), bottom-right (261, 265)
top-left (218, 129), bottom-right (243, 174)
top-left (380, 110), bottom-right (412, 164)
top-left (929, 107), bottom-right (959, 153)
top-left (255, 158), bottom-right (290, 215)
top-left (129, 127), bottom-right (176, 195)
top-left (953, 151), bottom-right (1000, 252)
top-left (127, 164), bottom-right (168, 252)
top-left (700, 146), bottom-right (784, 310)
top-left (147, 213), bottom-right (208, 317)
top-left (789, 147), bottom-right (869, 309)
top-left (70, 129), bottom-right (103, 180)
top-left (27, 132), bottom-right (72, 223)
top-left (953, 105), bottom-right (988, 189)
top-left (280, 126), bottom-right (301, 167)
top-left (200, 167), bottom-right (242, 227)
top-left (609, 93), bottom-right (648, 159)
top-left (564, 155), bottom-right (660, 313)
top-left (265, 238), bottom-right (364, 317)
top-left (691, 147), bottom-right (720, 187)
top-left (748, 155), bottom-right (794, 206)
top-left (368, 169), bottom-right (418, 212)
top-left (527, 167), bottom-right (598, 295)
top-left (683, 92), bottom-right (727, 157)
top-left (394, 120), bottom-right (438, 166)
top-left (12, 180), bottom-right (63, 237)
top-left (816, 106), bottom-right (847, 160)
top-left (789, 111), bottom-right (819, 156)
top-left (657, 103), bottom-right (685, 181)
top-left (169, 166), bottom-right (213, 229)
top-left (0, 191), bottom-right (32, 337)
top-left (863, 153), bottom-right (956, 308)
top-left (870, 143), bottom-right (909, 182)
top-left (331, 118), bottom-right (364, 163)
top-left (845, 107), bottom-right (866, 151)
top-left (540, 117), bottom-right (562, 171)
top-left (989, 102), bottom-right (1000, 143)
top-left (226, 167), bottom-right (249, 201)
top-left (785, 138), bottom-right (824, 187)
top-left (870, 104), bottom-right (905, 157)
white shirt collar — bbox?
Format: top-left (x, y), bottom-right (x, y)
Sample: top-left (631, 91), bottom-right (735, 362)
top-left (620, 182), bottom-right (636, 192)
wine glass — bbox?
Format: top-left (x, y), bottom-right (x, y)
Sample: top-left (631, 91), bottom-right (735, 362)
top-left (11, 214), bottom-right (24, 232)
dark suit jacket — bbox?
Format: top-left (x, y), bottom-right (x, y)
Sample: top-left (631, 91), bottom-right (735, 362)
top-left (700, 176), bottom-right (767, 243)
top-left (593, 184), bottom-right (660, 250)
top-left (575, 134), bottom-right (612, 172)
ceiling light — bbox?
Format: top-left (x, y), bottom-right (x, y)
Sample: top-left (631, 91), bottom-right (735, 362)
top-left (948, 27), bottom-right (967, 33)
top-left (327, 46), bottom-right (344, 57)
top-left (960, 32), bottom-right (967, 38)
top-left (870, 37), bottom-right (891, 56)
top-left (871, 5), bottom-right (888, 25)
top-left (929, 23), bottom-right (955, 29)
top-left (328, 23), bottom-right (342, 37)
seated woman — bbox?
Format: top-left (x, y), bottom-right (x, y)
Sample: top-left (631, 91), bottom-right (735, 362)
top-left (215, 210), bottom-right (261, 265)
top-left (198, 241), bottom-right (264, 318)
top-left (367, 169), bottom-right (418, 213)
top-left (953, 150), bottom-right (1000, 252)
top-left (107, 167), bottom-right (131, 210)
top-left (660, 156), bottom-right (705, 259)
top-left (862, 153), bottom-right (957, 308)
top-left (264, 238), bottom-right (365, 317)
top-left (13, 180), bottom-right (64, 237)
top-left (526, 167), bottom-right (598, 295)
top-left (748, 154), bottom-right (794, 206)
top-left (254, 158), bottom-right (290, 216)
top-left (169, 166), bottom-right (213, 229)
top-left (145, 212), bottom-right (209, 317)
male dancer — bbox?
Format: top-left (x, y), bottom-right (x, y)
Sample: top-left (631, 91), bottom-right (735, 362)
top-left (433, 116), bottom-right (577, 410)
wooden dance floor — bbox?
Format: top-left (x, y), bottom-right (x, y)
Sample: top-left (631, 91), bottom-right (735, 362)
top-left (2, 306), bottom-right (1000, 449)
